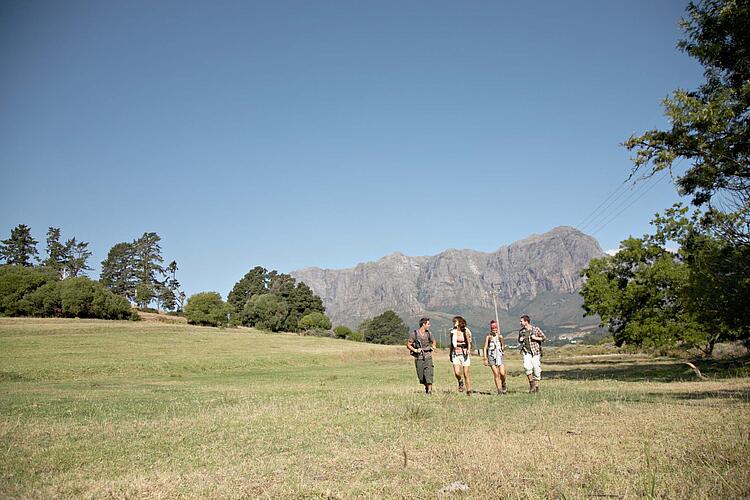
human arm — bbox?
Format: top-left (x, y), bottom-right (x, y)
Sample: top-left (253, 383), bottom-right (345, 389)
top-left (531, 327), bottom-right (545, 342)
top-left (406, 332), bottom-right (421, 354)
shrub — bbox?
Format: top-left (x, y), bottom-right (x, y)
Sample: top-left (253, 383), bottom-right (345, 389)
top-left (185, 292), bottom-right (229, 327)
top-left (0, 265), bottom-right (56, 316)
top-left (0, 267), bottom-right (132, 319)
top-left (91, 285), bottom-right (134, 320)
top-left (333, 325), bottom-right (353, 339)
top-left (347, 330), bottom-right (364, 342)
top-left (299, 312), bottom-right (332, 335)
top-left (26, 282), bottom-right (62, 317)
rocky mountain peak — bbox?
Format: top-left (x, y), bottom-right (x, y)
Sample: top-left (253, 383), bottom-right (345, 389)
top-left (290, 226), bottom-right (604, 331)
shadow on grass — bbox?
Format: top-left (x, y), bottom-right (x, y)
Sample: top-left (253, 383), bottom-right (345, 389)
top-left (658, 388), bottom-right (750, 402)
top-left (544, 355), bottom-right (750, 382)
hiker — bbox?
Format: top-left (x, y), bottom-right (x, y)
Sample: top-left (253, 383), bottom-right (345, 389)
top-left (407, 317), bottom-right (436, 394)
top-left (483, 319), bottom-right (507, 394)
top-left (518, 314), bottom-right (546, 393)
top-left (449, 316), bottom-right (472, 395)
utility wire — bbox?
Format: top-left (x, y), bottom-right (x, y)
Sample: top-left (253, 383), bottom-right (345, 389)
top-left (575, 179), bottom-right (630, 230)
top-left (590, 171), bottom-right (670, 236)
top-left (578, 172), bottom-right (664, 233)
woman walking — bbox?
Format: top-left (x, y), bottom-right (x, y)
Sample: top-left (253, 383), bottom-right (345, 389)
top-left (483, 320), bottom-right (507, 394)
top-left (450, 316), bottom-right (472, 395)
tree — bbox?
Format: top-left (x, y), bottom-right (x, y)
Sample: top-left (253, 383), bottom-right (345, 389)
top-left (43, 227), bottom-right (66, 278)
top-left (132, 232), bottom-right (165, 307)
top-left (165, 260), bottom-right (181, 306)
top-left (284, 281), bottom-right (325, 332)
top-left (135, 283), bottom-right (155, 310)
top-left (184, 292), bottom-right (229, 327)
top-left (155, 283), bottom-right (176, 312)
top-left (100, 242), bottom-right (137, 301)
top-left (580, 205), bottom-right (749, 356)
top-left (650, 205), bottom-right (749, 353)
top-left (0, 224), bottom-right (39, 267)
top-left (228, 267), bottom-right (327, 331)
top-left (624, 0), bottom-right (750, 244)
top-left (298, 312), bottom-right (332, 335)
top-left (243, 293), bottom-right (288, 332)
top-left (63, 237), bottom-right (92, 278)
top-left (580, 236), bottom-right (700, 353)
top-left (363, 310), bottom-right (409, 345)
top-left (228, 266), bottom-right (269, 313)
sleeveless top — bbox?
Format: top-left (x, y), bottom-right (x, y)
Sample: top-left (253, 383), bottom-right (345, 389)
top-left (487, 335), bottom-right (502, 358)
top-left (451, 328), bottom-right (470, 355)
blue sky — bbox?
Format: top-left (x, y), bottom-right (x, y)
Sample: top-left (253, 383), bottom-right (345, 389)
top-left (1, 0), bottom-right (702, 298)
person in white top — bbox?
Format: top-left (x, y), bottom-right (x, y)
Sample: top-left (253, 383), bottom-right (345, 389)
top-left (449, 315), bottom-right (472, 395)
top-left (483, 320), bottom-right (507, 394)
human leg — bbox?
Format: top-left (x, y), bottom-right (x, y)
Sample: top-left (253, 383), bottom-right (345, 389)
top-left (462, 361), bottom-right (471, 395)
top-left (490, 365), bottom-right (501, 391)
top-left (522, 353), bottom-right (535, 393)
top-left (452, 360), bottom-right (463, 391)
top-left (424, 360), bottom-right (434, 394)
top-left (499, 364), bottom-right (507, 393)
top-left (532, 355), bottom-right (542, 393)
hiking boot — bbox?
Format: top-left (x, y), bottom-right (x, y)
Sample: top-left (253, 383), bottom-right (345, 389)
top-left (501, 385), bottom-right (507, 394)
top-left (528, 380), bottom-right (534, 394)
top-left (466, 390), bottom-right (472, 396)
top-left (458, 379), bottom-right (464, 392)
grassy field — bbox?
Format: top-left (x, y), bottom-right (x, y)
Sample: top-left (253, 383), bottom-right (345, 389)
top-left (1, 318), bottom-right (749, 499)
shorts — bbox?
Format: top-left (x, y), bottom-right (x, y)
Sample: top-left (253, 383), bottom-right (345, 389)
top-left (415, 357), bottom-right (433, 385)
top-left (451, 352), bottom-right (471, 367)
top-left (488, 353), bottom-right (504, 366)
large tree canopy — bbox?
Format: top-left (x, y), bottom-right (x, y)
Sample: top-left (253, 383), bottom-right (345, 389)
top-left (581, 205), bottom-right (749, 356)
top-left (228, 266), bottom-right (325, 332)
top-left (624, 0), bottom-right (750, 244)
top-left (362, 310), bottom-right (409, 345)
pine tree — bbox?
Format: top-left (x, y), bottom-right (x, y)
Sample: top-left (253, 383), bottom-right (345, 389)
top-left (43, 227), bottom-right (67, 278)
top-left (132, 232), bottom-right (165, 308)
top-left (63, 238), bottom-right (93, 278)
top-left (100, 242), bottom-right (137, 302)
top-left (0, 224), bottom-right (39, 267)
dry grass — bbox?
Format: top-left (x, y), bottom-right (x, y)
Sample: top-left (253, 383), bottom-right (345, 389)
top-left (1, 318), bottom-right (748, 498)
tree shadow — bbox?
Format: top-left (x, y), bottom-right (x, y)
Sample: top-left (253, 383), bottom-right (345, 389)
top-left (653, 388), bottom-right (750, 402)
top-left (543, 355), bottom-right (750, 382)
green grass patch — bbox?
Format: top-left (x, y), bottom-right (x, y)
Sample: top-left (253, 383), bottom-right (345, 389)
top-left (1, 318), bottom-right (749, 498)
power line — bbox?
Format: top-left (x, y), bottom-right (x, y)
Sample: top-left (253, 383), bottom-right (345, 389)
top-left (575, 179), bottom-right (630, 230)
top-left (577, 172), bottom-right (665, 234)
top-left (589, 171), bottom-right (670, 236)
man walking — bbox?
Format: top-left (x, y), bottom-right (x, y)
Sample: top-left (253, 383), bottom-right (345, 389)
top-left (407, 317), bottom-right (436, 394)
top-left (518, 315), bottom-right (545, 394)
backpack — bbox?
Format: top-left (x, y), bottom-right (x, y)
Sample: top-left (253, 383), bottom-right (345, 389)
top-left (410, 329), bottom-right (433, 357)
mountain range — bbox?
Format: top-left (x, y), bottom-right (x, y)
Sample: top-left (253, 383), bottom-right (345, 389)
top-left (290, 226), bottom-right (605, 343)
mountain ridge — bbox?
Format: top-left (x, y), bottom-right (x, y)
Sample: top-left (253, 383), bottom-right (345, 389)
top-left (290, 226), bottom-right (604, 335)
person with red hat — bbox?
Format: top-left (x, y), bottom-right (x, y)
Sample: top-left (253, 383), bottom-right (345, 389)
top-left (483, 320), bottom-right (507, 394)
